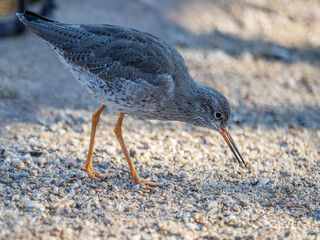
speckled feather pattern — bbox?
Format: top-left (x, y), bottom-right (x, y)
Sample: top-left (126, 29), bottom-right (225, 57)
top-left (17, 12), bottom-right (231, 130)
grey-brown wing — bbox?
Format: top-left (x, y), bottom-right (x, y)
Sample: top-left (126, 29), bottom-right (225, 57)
top-left (18, 11), bottom-right (187, 87)
top-left (62, 24), bottom-right (188, 86)
top-left (63, 25), bottom-right (185, 84)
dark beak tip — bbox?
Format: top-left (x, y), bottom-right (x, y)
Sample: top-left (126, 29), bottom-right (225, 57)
top-left (220, 127), bottom-right (247, 169)
top-left (242, 161), bottom-right (248, 169)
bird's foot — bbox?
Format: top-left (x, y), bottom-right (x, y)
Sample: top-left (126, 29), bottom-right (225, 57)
top-left (82, 164), bottom-right (102, 181)
top-left (131, 176), bottom-right (161, 190)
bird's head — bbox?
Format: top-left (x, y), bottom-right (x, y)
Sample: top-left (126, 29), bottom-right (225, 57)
top-left (189, 85), bottom-right (246, 167)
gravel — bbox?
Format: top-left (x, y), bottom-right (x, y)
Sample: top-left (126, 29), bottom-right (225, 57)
top-left (0, 0), bottom-right (320, 239)
top-left (255, 178), bottom-right (270, 188)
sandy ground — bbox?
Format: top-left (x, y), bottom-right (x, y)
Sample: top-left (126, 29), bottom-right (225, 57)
top-left (0, 0), bottom-right (319, 239)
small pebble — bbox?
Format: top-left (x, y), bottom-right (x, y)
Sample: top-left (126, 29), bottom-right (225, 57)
top-left (36, 117), bottom-right (46, 125)
top-left (131, 234), bottom-right (141, 240)
top-left (129, 148), bottom-right (137, 158)
top-left (20, 182), bottom-right (27, 190)
top-left (76, 116), bottom-right (86, 123)
top-left (180, 171), bottom-right (190, 179)
top-left (255, 178), bottom-right (270, 188)
top-left (185, 223), bottom-right (197, 230)
top-left (69, 189), bottom-right (75, 196)
top-left (12, 159), bottom-right (25, 170)
top-left (0, 163), bottom-right (10, 171)
top-left (0, 145), bottom-right (5, 154)
top-left (68, 161), bottom-right (79, 168)
top-left (132, 184), bottom-right (140, 191)
top-left (175, 186), bottom-right (183, 192)
top-left (12, 195), bottom-right (20, 201)
top-left (35, 157), bottom-right (47, 166)
top-left (208, 201), bottom-right (218, 210)
top-left (24, 200), bottom-right (44, 209)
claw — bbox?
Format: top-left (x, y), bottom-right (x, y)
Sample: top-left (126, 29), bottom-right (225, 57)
top-left (83, 164), bottom-right (102, 181)
top-left (88, 172), bottom-right (101, 181)
top-left (132, 177), bottom-right (162, 190)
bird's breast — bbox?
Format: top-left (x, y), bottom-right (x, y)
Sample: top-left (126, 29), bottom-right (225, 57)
top-left (57, 54), bottom-right (177, 119)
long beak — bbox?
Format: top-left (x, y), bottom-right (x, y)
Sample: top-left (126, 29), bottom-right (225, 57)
top-left (219, 127), bottom-right (247, 168)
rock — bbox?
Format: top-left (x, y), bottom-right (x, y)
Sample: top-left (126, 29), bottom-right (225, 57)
top-left (35, 157), bottom-right (47, 166)
top-left (24, 200), bottom-right (44, 209)
top-left (71, 182), bottom-right (80, 189)
top-left (185, 223), bottom-right (197, 230)
top-left (224, 215), bottom-right (237, 225)
top-left (208, 201), bottom-right (218, 210)
top-left (255, 178), bottom-right (270, 188)
top-left (180, 171), bottom-right (190, 179)
top-left (130, 235), bottom-right (141, 240)
top-left (175, 186), bottom-right (183, 192)
top-left (28, 138), bottom-right (38, 146)
top-left (0, 145), bottom-right (5, 154)
top-left (132, 184), bottom-right (140, 191)
top-left (62, 228), bottom-right (74, 239)
top-left (54, 200), bottom-right (75, 211)
top-left (12, 195), bottom-right (20, 201)
top-left (20, 181), bottom-right (27, 190)
top-left (23, 154), bottom-right (33, 164)
top-left (107, 146), bottom-right (117, 155)
top-left (239, 200), bottom-right (249, 207)
top-left (58, 115), bottom-right (72, 124)
top-left (129, 148), bottom-right (137, 158)
top-left (9, 174), bottom-right (19, 180)
top-left (69, 189), bottom-right (75, 196)
top-left (0, 162), bottom-right (10, 171)
top-left (76, 116), bottom-right (86, 123)
top-left (36, 117), bottom-right (46, 125)
top-left (5, 151), bottom-right (18, 158)
top-left (68, 161), bottom-right (79, 168)
top-left (231, 204), bottom-right (241, 212)
top-left (12, 159), bottom-right (26, 170)
top-left (49, 124), bottom-right (58, 132)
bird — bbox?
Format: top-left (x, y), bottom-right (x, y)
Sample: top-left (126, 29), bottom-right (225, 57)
top-left (17, 11), bottom-right (246, 190)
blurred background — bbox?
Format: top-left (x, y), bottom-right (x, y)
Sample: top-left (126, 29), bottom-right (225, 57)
top-left (0, 0), bottom-right (319, 129)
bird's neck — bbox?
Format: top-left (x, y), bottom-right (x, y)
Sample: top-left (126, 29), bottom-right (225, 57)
top-left (168, 77), bottom-right (207, 122)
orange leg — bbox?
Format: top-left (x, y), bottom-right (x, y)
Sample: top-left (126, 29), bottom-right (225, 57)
top-left (82, 104), bottom-right (106, 180)
top-left (114, 113), bottom-right (161, 190)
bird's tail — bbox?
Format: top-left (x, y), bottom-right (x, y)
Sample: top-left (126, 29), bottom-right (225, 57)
top-left (16, 10), bottom-right (82, 48)
top-left (16, 10), bottom-right (55, 23)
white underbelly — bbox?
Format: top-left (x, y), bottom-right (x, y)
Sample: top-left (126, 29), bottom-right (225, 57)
top-left (56, 51), bottom-right (172, 119)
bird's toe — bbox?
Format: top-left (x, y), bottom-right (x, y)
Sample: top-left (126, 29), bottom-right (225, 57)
top-left (83, 165), bottom-right (102, 181)
top-left (132, 177), bottom-right (162, 190)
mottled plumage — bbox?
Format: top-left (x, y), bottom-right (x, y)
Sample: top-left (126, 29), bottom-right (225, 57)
top-left (17, 11), bottom-right (245, 187)
top-left (17, 11), bottom-right (231, 126)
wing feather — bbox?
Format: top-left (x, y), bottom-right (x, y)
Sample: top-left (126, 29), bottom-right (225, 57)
top-left (19, 12), bottom-right (187, 88)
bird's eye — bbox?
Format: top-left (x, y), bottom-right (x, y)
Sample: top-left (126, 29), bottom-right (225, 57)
top-left (214, 112), bottom-right (222, 119)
